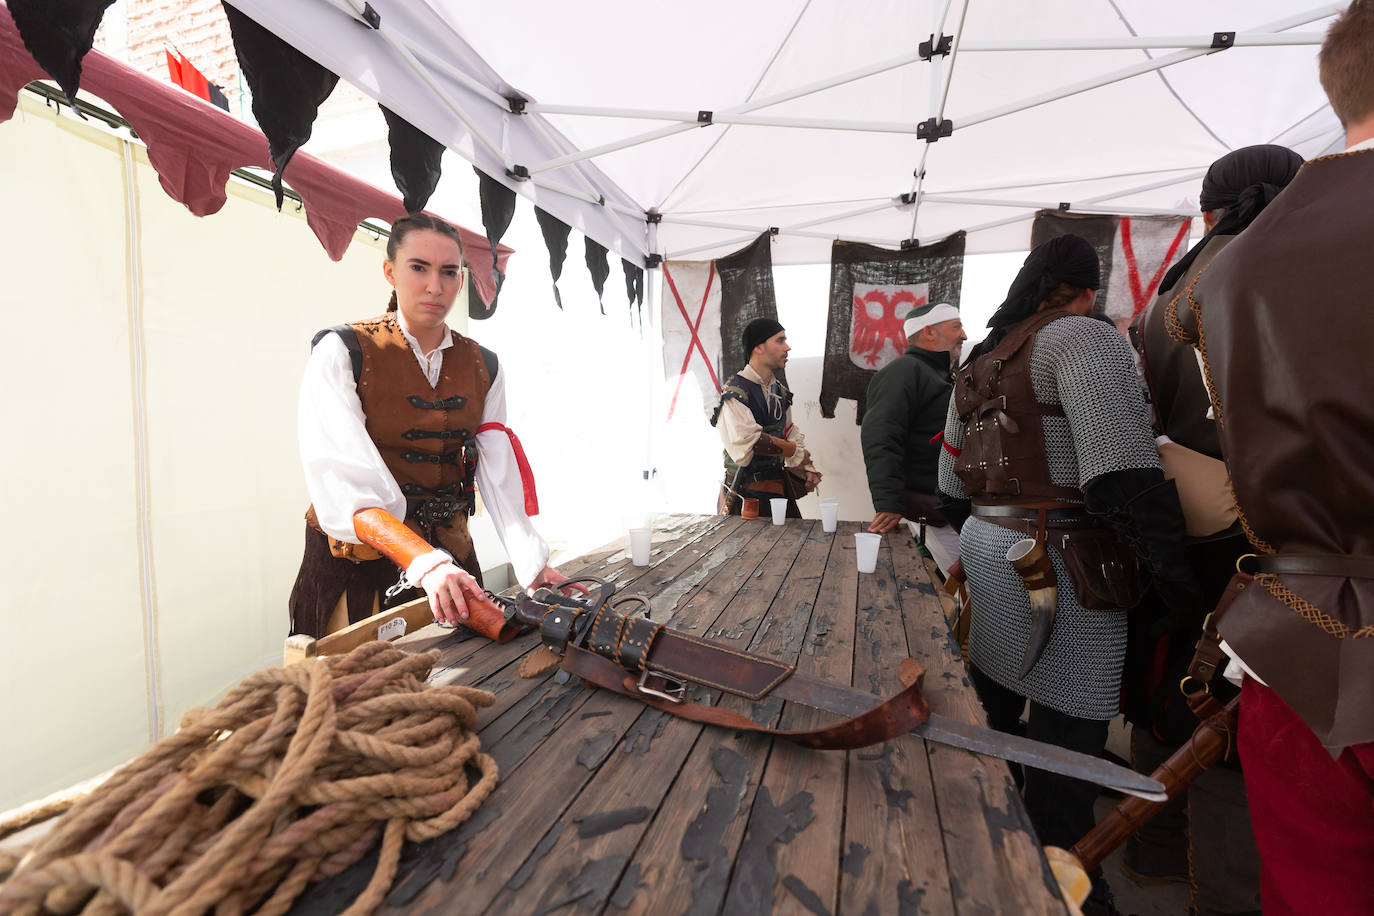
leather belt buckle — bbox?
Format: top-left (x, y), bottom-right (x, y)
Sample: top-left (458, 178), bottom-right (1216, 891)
top-left (637, 670), bottom-right (686, 704)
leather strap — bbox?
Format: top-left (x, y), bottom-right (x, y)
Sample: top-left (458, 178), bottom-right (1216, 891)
top-left (643, 620), bottom-right (794, 701)
top-left (1252, 553), bottom-right (1374, 579)
top-left (740, 478), bottom-right (786, 496)
top-left (1181, 571), bottom-right (1253, 721)
top-left (972, 504), bottom-right (1087, 520)
top-left (562, 646), bottom-right (932, 750)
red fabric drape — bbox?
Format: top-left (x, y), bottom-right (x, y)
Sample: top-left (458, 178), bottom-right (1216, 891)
top-left (0, 4), bottom-right (511, 301)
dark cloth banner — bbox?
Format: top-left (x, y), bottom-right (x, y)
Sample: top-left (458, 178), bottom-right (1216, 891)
top-left (534, 206), bottom-right (571, 311)
top-left (223, 2), bottom-right (339, 209)
top-left (716, 232), bottom-right (783, 386)
top-left (820, 233), bottom-right (965, 422)
top-left (381, 105), bottom-right (443, 214)
top-left (661, 232), bottom-right (780, 422)
top-left (1030, 210), bottom-right (1192, 334)
top-left (585, 236), bottom-right (610, 314)
top-left (8, 0), bottom-right (114, 102)
top-left (473, 167), bottom-right (517, 318)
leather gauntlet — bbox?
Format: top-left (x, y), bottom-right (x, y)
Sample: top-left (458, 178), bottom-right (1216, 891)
top-left (352, 508), bottom-right (512, 641)
top-left (753, 434), bottom-right (797, 459)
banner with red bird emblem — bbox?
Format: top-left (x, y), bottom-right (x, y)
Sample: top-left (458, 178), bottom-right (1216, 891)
top-left (820, 233), bottom-right (965, 423)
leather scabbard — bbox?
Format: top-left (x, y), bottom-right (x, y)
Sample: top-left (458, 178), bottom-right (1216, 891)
top-left (579, 604), bottom-right (792, 700)
top-left (562, 645), bottom-right (930, 750)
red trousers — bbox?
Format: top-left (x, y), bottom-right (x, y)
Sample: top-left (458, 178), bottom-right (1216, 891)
top-left (1238, 678), bottom-right (1374, 914)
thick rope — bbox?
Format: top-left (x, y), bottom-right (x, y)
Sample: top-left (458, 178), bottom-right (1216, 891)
top-left (0, 642), bottom-right (497, 916)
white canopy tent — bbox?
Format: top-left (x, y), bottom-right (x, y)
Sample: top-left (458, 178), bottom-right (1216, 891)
top-left (225, 0), bottom-right (1344, 267)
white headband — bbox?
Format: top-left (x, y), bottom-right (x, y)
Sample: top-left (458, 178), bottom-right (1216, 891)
top-left (903, 302), bottom-right (960, 338)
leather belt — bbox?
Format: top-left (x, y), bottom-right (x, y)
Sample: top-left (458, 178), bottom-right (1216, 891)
top-left (1251, 553), bottom-right (1374, 579)
top-left (972, 504), bottom-right (1086, 521)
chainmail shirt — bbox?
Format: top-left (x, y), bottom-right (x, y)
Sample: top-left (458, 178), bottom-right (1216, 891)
top-left (940, 315), bottom-right (1160, 718)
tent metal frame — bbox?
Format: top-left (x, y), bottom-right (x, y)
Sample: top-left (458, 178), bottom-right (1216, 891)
top-left (260, 0), bottom-right (1344, 262)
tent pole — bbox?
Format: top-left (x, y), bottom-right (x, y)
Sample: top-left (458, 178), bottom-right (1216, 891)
top-left (957, 32), bottom-right (1325, 52)
top-left (323, 0), bottom-right (513, 170)
top-left (523, 116), bottom-right (651, 258)
top-left (909, 0), bottom-right (970, 240)
top-left (530, 46), bottom-right (936, 176)
top-left (920, 194), bottom-right (1197, 216)
top-left (644, 223), bottom-right (661, 512)
top-left (958, 5), bottom-right (1345, 132)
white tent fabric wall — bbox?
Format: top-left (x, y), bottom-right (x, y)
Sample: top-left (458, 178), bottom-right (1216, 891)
top-left (0, 94), bottom-right (493, 812)
top-left (225, 0), bottom-right (1344, 266)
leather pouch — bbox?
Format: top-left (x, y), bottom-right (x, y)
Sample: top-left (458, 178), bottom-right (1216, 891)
top-left (305, 506), bottom-right (384, 562)
top-left (1053, 525), bottom-right (1143, 611)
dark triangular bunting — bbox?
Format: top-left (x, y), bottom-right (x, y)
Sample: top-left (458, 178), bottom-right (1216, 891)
top-left (534, 207), bottom-right (571, 311)
top-left (622, 258), bottom-right (644, 328)
top-left (380, 106), bottom-right (444, 214)
top-left (8, 0), bottom-right (116, 103)
top-left (585, 236), bottom-right (610, 315)
top-left (223, 2), bottom-right (339, 209)
top-left (473, 166), bottom-right (517, 318)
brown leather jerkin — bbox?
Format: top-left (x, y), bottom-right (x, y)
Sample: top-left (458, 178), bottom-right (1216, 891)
top-left (952, 307), bottom-right (1081, 505)
top-left (1186, 147), bottom-right (1374, 751)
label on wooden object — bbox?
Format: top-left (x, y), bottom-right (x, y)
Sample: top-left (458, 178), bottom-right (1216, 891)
top-left (377, 617), bottom-right (407, 641)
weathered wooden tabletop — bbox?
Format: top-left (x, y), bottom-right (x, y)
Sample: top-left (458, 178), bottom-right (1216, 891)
top-left (299, 514), bottom-right (1066, 916)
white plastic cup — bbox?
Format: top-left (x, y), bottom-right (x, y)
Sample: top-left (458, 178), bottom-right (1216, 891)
top-left (854, 532), bottom-right (881, 574)
top-left (628, 527), bottom-right (652, 566)
top-left (819, 498), bottom-right (839, 533)
top-left (770, 498), bottom-right (788, 525)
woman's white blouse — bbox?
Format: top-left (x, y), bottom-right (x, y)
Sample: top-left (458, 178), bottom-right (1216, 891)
top-left (298, 320), bottom-right (549, 587)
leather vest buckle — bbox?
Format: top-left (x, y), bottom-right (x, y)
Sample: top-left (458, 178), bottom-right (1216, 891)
top-left (407, 393), bottom-right (467, 410)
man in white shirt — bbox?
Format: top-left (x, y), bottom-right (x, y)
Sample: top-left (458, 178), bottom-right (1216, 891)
top-left (711, 318), bottom-right (819, 517)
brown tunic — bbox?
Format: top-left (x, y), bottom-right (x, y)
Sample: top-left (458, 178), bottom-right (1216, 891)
top-left (1185, 147), bottom-right (1374, 750)
top-left (289, 314), bottom-right (492, 638)
top-left (1136, 235), bottom-right (1233, 459)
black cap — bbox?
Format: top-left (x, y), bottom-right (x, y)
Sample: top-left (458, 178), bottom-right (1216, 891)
top-left (743, 317), bottom-right (785, 356)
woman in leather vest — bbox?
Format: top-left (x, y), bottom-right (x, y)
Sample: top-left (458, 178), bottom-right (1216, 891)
top-left (289, 213), bottom-right (577, 638)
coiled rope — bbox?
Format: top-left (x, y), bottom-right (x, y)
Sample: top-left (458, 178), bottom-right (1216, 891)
top-left (0, 641), bottom-right (497, 916)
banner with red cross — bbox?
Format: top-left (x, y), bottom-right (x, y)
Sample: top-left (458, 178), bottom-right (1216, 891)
top-left (1030, 210), bottom-right (1193, 336)
top-left (661, 233), bottom-right (780, 421)
top-left (820, 233), bottom-right (966, 423)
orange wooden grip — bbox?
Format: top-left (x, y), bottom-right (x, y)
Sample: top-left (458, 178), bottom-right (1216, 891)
top-left (352, 508), bottom-right (519, 643)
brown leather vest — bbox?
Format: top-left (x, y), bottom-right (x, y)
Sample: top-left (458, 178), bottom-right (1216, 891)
top-left (1133, 235), bottom-right (1233, 459)
top-left (1189, 148), bottom-right (1374, 750)
top-left (312, 313), bottom-right (491, 564)
top-left (952, 308), bottom-right (1081, 505)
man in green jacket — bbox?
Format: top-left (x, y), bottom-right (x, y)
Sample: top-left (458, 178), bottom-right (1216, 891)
top-left (861, 302), bottom-right (965, 573)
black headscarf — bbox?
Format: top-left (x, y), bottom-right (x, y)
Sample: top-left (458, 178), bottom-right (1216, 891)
top-left (1158, 144), bottom-right (1304, 295)
top-left (743, 317), bottom-right (784, 356)
top-left (973, 234), bottom-right (1100, 357)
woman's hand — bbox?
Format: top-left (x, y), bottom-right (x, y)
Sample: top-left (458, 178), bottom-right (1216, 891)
top-left (419, 562), bottom-right (487, 626)
top-left (528, 565), bottom-right (590, 597)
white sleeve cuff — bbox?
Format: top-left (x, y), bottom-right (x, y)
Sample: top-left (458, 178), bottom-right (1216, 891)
top-left (404, 550), bottom-right (454, 589)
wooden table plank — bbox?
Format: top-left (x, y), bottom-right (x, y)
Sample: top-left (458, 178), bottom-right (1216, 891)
top-left (289, 516), bottom-right (1064, 915)
top-left (889, 535), bottom-right (1067, 915)
top-left (838, 531), bottom-right (956, 915)
top-left (722, 521), bottom-right (849, 916)
top-left (609, 519), bottom-right (821, 916)
top-left (482, 520), bottom-right (809, 915)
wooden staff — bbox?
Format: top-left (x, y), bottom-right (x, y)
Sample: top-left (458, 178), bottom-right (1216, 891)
top-left (1069, 696), bottom-right (1239, 872)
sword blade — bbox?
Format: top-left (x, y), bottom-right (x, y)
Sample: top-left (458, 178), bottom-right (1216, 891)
top-left (773, 672), bottom-right (1167, 802)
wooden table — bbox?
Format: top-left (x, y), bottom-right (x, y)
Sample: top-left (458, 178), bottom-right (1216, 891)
top-left (299, 514), bottom-right (1067, 915)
